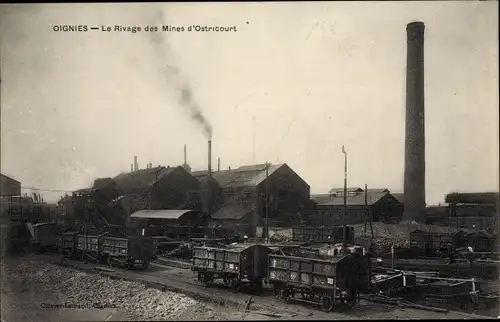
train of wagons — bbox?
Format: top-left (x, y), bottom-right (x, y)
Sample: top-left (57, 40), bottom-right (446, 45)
top-left (11, 220), bottom-right (497, 313)
top-left (191, 242), bottom-right (372, 311)
top-left (30, 222), bottom-right (155, 269)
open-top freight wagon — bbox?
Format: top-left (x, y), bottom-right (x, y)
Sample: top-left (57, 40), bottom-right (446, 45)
top-left (192, 244), bottom-right (273, 292)
top-left (101, 236), bottom-right (155, 269)
top-left (76, 234), bottom-right (105, 263)
top-left (31, 223), bottom-right (61, 253)
top-left (268, 247), bottom-right (372, 311)
top-left (29, 224), bottom-right (155, 270)
top-left (58, 230), bottom-right (79, 256)
top-left (408, 230), bottom-right (497, 257)
top-left (292, 226), bottom-right (355, 245)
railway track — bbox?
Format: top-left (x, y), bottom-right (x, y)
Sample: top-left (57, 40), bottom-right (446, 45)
top-left (373, 258), bottom-right (500, 280)
top-left (46, 254), bottom-right (489, 320)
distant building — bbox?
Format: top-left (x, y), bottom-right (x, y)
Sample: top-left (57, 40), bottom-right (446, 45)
top-left (0, 173), bottom-right (21, 197)
top-left (71, 177), bottom-right (124, 227)
top-left (1, 173), bottom-right (22, 219)
top-left (192, 163), bottom-right (311, 236)
top-left (310, 188), bottom-right (403, 226)
top-left (443, 192), bottom-right (499, 233)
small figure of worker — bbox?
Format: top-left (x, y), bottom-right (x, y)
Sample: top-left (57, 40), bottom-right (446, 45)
top-left (243, 235), bottom-right (248, 243)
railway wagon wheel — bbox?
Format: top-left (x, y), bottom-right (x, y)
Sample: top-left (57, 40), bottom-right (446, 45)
top-left (281, 289), bottom-right (292, 303)
top-left (251, 278), bottom-right (263, 289)
top-left (301, 291), bottom-right (314, 301)
top-left (272, 283), bottom-right (281, 296)
top-left (199, 272), bottom-right (214, 286)
top-left (230, 279), bottom-right (241, 293)
top-left (321, 296), bottom-right (335, 312)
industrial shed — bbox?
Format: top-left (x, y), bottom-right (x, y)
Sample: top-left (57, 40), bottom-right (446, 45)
top-left (114, 165), bottom-right (201, 217)
top-left (0, 173), bottom-right (21, 197)
top-left (71, 177), bottom-right (124, 228)
top-left (310, 188), bottom-right (403, 226)
top-left (193, 163), bottom-right (312, 236)
top-left (443, 192), bottom-right (499, 233)
top-left (129, 209), bottom-right (210, 238)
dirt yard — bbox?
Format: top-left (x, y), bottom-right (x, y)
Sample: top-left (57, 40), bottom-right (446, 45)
top-left (0, 255), bottom-right (235, 321)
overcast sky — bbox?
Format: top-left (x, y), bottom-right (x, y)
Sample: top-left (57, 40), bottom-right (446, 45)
top-left (0, 2), bottom-right (498, 204)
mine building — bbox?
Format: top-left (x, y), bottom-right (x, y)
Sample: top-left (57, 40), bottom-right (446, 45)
top-left (310, 188), bottom-right (403, 226)
top-left (113, 165), bottom-right (201, 218)
top-left (444, 192), bottom-right (499, 233)
top-left (0, 173), bottom-right (21, 197)
top-left (192, 163), bottom-right (311, 237)
top-left (1, 173), bottom-right (22, 219)
top-left (71, 177), bottom-right (124, 230)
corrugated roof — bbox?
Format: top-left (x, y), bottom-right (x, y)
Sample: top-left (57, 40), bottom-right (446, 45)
top-left (211, 204), bottom-right (255, 220)
top-left (329, 187), bottom-right (363, 194)
top-left (113, 166), bottom-right (177, 193)
top-left (445, 192), bottom-right (499, 205)
top-left (311, 190), bottom-right (390, 206)
top-left (130, 209), bottom-right (195, 220)
top-left (192, 163), bottom-right (284, 189)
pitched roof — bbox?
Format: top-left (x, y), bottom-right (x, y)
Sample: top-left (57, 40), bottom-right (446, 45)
top-left (0, 173), bottom-right (21, 184)
top-left (192, 163), bottom-right (284, 189)
top-left (93, 177), bottom-right (115, 190)
top-left (113, 166), bottom-right (177, 193)
top-left (311, 190), bottom-right (390, 206)
top-left (211, 204), bottom-right (255, 220)
top-left (130, 209), bottom-right (195, 220)
top-left (392, 193), bottom-right (404, 203)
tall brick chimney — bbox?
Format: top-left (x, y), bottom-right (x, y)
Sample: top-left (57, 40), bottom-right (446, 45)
top-left (208, 140), bottom-right (212, 174)
top-left (184, 144), bottom-right (187, 165)
top-left (403, 21), bottom-right (426, 223)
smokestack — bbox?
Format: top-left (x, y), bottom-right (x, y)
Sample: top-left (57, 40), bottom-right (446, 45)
top-left (184, 144), bottom-right (187, 165)
top-left (134, 156), bottom-right (138, 171)
top-left (218, 157), bottom-right (220, 172)
top-left (208, 140), bottom-right (212, 174)
top-left (131, 164), bottom-right (133, 172)
top-left (403, 21), bottom-right (426, 223)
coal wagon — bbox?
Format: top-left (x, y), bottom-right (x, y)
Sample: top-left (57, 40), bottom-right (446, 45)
top-left (58, 231), bottom-right (79, 256)
top-left (31, 223), bottom-right (61, 253)
top-left (192, 243), bottom-right (273, 292)
top-left (101, 236), bottom-right (154, 269)
top-left (76, 234), bottom-right (105, 263)
top-left (268, 247), bottom-right (372, 311)
top-left (292, 226), bottom-right (354, 244)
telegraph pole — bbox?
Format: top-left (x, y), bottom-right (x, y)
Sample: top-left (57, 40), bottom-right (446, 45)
top-left (265, 161), bottom-right (269, 242)
top-left (342, 146), bottom-right (348, 254)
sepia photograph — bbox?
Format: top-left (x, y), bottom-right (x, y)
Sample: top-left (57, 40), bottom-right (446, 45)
top-left (0, 1), bottom-right (498, 321)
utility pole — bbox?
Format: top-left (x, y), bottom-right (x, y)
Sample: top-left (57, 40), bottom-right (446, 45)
top-left (364, 184), bottom-right (374, 238)
top-left (253, 116), bottom-right (256, 164)
top-left (342, 146), bottom-right (348, 254)
top-left (265, 161), bottom-right (269, 242)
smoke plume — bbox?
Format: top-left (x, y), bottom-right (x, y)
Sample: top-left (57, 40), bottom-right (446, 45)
top-left (148, 7), bottom-right (213, 140)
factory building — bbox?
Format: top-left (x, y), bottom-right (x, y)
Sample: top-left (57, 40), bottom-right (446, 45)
top-left (192, 163), bottom-right (311, 237)
top-left (113, 165), bottom-right (201, 218)
top-left (310, 188), bottom-right (403, 226)
top-left (0, 173), bottom-right (21, 197)
top-left (443, 192), bottom-right (499, 233)
top-left (71, 177), bottom-right (124, 228)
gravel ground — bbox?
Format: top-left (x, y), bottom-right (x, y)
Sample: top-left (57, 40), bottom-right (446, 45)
top-left (0, 255), bottom-right (233, 321)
